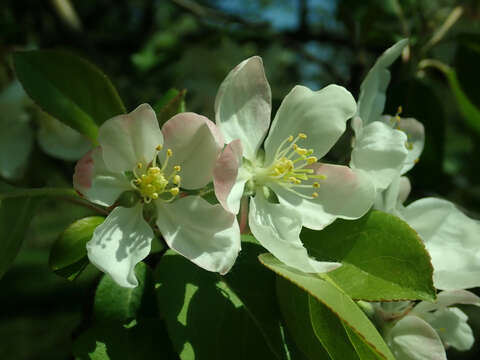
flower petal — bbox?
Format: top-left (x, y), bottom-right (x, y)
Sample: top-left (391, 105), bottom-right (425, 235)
top-left (98, 103), bottom-right (163, 173)
top-left (249, 192), bottom-right (340, 273)
top-left (215, 56), bottom-right (271, 160)
top-left (400, 198), bottom-right (480, 290)
top-left (271, 163), bottom-right (375, 230)
top-left (87, 204), bottom-right (153, 288)
top-left (265, 84), bottom-right (356, 164)
top-left (421, 308), bottom-right (474, 351)
top-left (213, 139), bottom-right (251, 214)
top-left (156, 196), bottom-right (241, 274)
top-left (357, 39), bottom-right (408, 125)
top-left (73, 147), bottom-right (131, 206)
top-left (415, 290), bottom-right (480, 313)
top-left (350, 121), bottom-right (408, 191)
top-left (387, 315), bottom-right (446, 360)
top-left (161, 112), bottom-right (223, 189)
top-left (381, 115), bottom-right (425, 174)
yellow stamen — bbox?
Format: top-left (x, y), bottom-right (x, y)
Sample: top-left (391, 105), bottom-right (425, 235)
top-left (174, 165), bottom-right (181, 172)
top-left (170, 187), bottom-right (179, 196)
top-left (288, 135), bottom-right (294, 142)
top-left (137, 162), bottom-right (143, 169)
top-left (167, 149), bottom-right (173, 157)
top-left (306, 156), bottom-right (317, 164)
top-left (156, 144), bottom-right (163, 151)
top-left (298, 133), bottom-right (307, 139)
top-left (312, 192), bottom-right (319, 198)
top-left (313, 182), bottom-right (320, 188)
top-left (173, 175), bottom-right (181, 184)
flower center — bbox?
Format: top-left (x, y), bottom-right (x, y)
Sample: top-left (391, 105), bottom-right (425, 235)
top-left (130, 145), bottom-right (181, 203)
top-left (254, 133), bottom-right (326, 199)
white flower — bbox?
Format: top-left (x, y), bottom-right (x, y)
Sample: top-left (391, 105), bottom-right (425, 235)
top-left (381, 290), bottom-right (480, 360)
top-left (74, 104), bottom-right (240, 287)
top-left (350, 39), bottom-right (422, 192)
top-left (213, 56), bottom-right (375, 273)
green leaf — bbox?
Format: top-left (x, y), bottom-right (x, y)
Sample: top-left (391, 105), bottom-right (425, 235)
top-left (260, 254), bottom-right (395, 360)
top-left (275, 277), bottom-right (339, 360)
top-left (155, 248), bottom-right (285, 360)
top-left (93, 262), bottom-right (158, 324)
top-left (49, 216), bottom-right (104, 280)
top-left (13, 50), bottom-right (126, 142)
top-left (153, 88), bottom-right (186, 127)
top-left (455, 34), bottom-right (480, 108)
top-left (0, 182), bottom-right (39, 278)
top-left (344, 325), bottom-right (382, 359)
top-left (302, 210), bottom-right (436, 302)
top-left (444, 69), bottom-right (480, 136)
top-left (73, 319), bottom-right (177, 360)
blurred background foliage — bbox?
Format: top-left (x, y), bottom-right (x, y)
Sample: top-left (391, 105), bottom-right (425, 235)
top-left (1, 0), bottom-right (480, 359)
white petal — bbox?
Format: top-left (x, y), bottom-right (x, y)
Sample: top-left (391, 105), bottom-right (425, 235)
top-left (73, 147), bottom-right (131, 206)
top-left (415, 290), bottom-right (480, 313)
top-left (374, 174), bottom-right (410, 217)
top-left (265, 84), bottom-right (356, 164)
top-left (87, 204), bottom-right (153, 288)
top-left (161, 112), bottom-right (223, 190)
top-left (421, 308), bottom-right (474, 351)
top-left (387, 315), bottom-right (447, 360)
top-left (249, 192), bottom-right (340, 273)
top-left (98, 103), bottom-right (163, 173)
top-left (357, 39), bottom-right (408, 125)
top-left (213, 140), bottom-right (251, 214)
top-left (381, 115), bottom-right (425, 174)
top-left (350, 121), bottom-right (408, 191)
top-left (156, 196), bottom-right (241, 274)
top-left (271, 164), bottom-right (375, 230)
top-left (214, 56), bottom-right (271, 161)
top-left (400, 198), bottom-right (480, 290)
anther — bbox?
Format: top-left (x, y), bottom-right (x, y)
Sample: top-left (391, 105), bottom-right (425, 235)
top-left (156, 144), bottom-right (163, 151)
top-left (293, 144), bottom-right (298, 150)
top-left (170, 187), bottom-right (179, 196)
top-left (174, 165), bottom-right (181, 172)
top-left (306, 156), bottom-right (317, 164)
top-left (397, 105), bottom-right (403, 115)
top-left (312, 192), bottom-right (319, 198)
top-left (137, 162), bottom-right (143, 169)
top-left (299, 133), bottom-right (307, 139)
top-left (313, 182), bottom-right (320, 188)
top-left (173, 175), bottom-right (181, 184)
top-left (288, 135), bottom-right (294, 142)
top-left (152, 193), bottom-right (159, 200)
top-left (288, 177), bottom-right (297, 183)
top-left (167, 149), bottom-right (173, 157)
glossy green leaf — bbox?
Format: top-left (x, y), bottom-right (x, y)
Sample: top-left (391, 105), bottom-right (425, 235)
top-left (276, 277), bottom-right (342, 360)
top-left (260, 254), bottom-right (395, 360)
top-left (153, 88), bottom-right (186, 126)
top-left (49, 216), bottom-right (104, 280)
top-left (13, 50), bottom-right (126, 142)
top-left (0, 182), bottom-right (39, 278)
top-left (344, 325), bottom-right (382, 359)
top-left (155, 247), bottom-right (285, 360)
top-left (302, 210), bottom-right (436, 302)
top-left (93, 262), bottom-right (158, 324)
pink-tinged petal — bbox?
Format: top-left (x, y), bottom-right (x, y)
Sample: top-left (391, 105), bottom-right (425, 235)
top-left (264, 84), bottom-right (356, 164)
top-left (73, 146), bottom-right (131, 206)
top-left (73, 149), bottom-right (94, 193)
top-left (156, 196), bottom-right (241, 274)
top-left (272, 163), bottom-right (375, 230)
top-left (215, 56), bottom-right (272, 161)
top-left (161, 112), bottom-right (223, 190)
top-left (213, 139), bottom-right (250, 214)
top-left (98, 103), bottom-right (163, 173)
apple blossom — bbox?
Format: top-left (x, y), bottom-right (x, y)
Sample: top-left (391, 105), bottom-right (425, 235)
top-left (74, 104), bottom-right (240, 287)
top-left (213, 56), bottom-right (375, 273)
top-left (350, 39), bottom-right (417, 192)
top-left (376, 290), bottom-right (480, 360)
